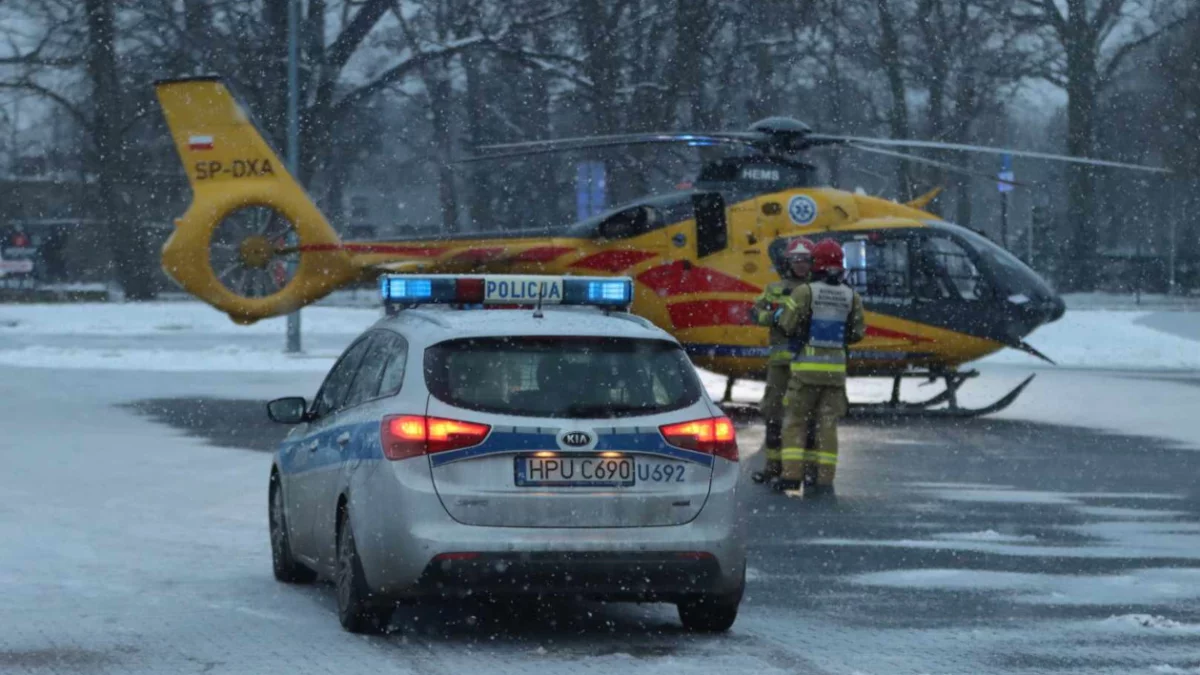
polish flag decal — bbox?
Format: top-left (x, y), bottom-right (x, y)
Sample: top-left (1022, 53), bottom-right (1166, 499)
top-left (188, 135), bottom-right (214, 151)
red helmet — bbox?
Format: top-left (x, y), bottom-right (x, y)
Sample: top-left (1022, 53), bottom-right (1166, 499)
top-left (811, 239), bottom-right (845, 273)
top-left (784, 237), bottom-right (815, 261)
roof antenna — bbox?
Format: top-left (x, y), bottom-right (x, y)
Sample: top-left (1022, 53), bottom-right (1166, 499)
top-left (533, 281), bottom-right (546, 319)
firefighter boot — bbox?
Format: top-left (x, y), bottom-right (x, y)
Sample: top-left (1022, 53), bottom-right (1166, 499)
top-left (751, 420), bottom-right (783, 483)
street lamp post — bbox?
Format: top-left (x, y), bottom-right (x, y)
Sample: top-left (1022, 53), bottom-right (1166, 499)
top-left (285, 0), bottom-right (302, 353)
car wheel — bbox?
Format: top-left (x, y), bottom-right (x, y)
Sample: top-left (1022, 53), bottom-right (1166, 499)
top-left (269, 473), bottom-right (316, 584)
top-left (677, 570), bottom-right (744, 633)
top-left (677, 594), bottom-right (740, 632)
top-left (335, 510), bottom-right (392, 634)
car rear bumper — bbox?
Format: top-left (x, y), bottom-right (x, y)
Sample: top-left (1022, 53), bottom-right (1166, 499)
top-left (350, 458), bottom-right (744, 600)
top-left (416, 551), bottom-right (728, 601)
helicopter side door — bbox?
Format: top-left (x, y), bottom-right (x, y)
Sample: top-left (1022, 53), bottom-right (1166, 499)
top-left (692, 192), bottom-right (729, 259)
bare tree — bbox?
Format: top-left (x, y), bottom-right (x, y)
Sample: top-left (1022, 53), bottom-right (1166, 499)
top-left (1012, 0), bottom-right (1193, 290)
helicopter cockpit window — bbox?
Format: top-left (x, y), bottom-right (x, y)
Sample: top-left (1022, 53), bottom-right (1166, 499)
top-left (598, 206), bottom-right (662, 240)
top-left (844, 238), bottom-right (909, 300)
top-left (912, 235), bottom-right (986, 300)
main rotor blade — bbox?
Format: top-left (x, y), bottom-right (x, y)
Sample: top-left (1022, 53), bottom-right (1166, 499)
top-left (847, 143), bottom-right (1028, 188)
top-left (460, 134), bottom-right (758, 164)
top-left (478, 131), bottom-right (764, 153)
top-left (811, 133), bottom-right (1171, 174)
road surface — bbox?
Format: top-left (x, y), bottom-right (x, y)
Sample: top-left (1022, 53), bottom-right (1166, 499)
top-left (2, 361), bottom-right (1199, 674)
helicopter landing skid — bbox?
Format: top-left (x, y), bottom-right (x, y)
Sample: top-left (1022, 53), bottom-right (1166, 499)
top-left (847, 370), bottom-right (1036, 419)
top-left (717, 370), bottom-right (1036, 422)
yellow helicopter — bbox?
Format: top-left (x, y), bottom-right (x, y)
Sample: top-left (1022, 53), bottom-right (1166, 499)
top-left (153, 77), bottom-right (1169, 417)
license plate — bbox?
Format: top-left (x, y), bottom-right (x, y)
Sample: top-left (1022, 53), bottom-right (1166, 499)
top-left (515, 454), bottom-right (635, 487)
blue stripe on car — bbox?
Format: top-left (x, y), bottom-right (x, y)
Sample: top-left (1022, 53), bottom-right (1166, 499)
top-left (427, 430), bottom-right (713, 468)
top-left (279, 424), bottom-right (715, 472)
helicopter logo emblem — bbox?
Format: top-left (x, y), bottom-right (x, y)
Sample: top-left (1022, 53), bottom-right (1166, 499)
top-left (788, 195), bottom-right (818, 225)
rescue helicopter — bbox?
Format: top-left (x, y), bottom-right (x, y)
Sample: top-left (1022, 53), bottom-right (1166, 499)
top-left (152, 77), bottom-right (1170, 417)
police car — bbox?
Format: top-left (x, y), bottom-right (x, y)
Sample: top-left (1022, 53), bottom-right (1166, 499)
top-left (265, 274), bottom-right (746, 634)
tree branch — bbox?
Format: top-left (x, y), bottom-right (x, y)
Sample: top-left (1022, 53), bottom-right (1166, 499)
top-left (0, 80), bottom-right (91, 133)
top-left (325, 0), bottom-right (391, 75)
top-left (330, 37), bottom-right (492, 120)
top-left (1101, 10), bottom-right (1193, 83)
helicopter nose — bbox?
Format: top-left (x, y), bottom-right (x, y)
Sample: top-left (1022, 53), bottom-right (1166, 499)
top-left (1048, 295), bottom-right (1066, 322)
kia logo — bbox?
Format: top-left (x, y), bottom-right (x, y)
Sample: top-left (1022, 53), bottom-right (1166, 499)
top-left (560, 431), bottom-right (592, 448)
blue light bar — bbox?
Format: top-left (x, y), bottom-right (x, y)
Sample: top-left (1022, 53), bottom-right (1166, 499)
top-left (585, 279), bottom-right (632, 304)
top-left (380, 275), bottom-right (633, 310)
top-left (381, 277), bottom-right (432, 301)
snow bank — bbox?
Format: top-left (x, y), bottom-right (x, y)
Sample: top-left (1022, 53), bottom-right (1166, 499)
top-left (3, 302), bottom-right (1197, 372)
top-left (850, 567), bottom-right (1200, 606)
top-left (1064, 292), bottom-right (1200, 311)
top-left (1100, 614), bottom-right (1200, 633)
top-left (981, 310), bottom-right (1200, 370)
top-left (0, 345), bottom-right (341, 372)
top-left (0, 302), bottom-right (378, 336)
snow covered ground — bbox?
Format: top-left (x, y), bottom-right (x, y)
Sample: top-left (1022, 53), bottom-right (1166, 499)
top-left (2, 300), bottom-right (1198, 449)
top-left (2, 300), bottom-right (1200, 674)
top-left (2, 300), bottom-right (1198, 372)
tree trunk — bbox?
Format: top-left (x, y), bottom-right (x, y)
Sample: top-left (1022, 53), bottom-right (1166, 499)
top-left (427, 60), bottom-right (459, 234)
top-left (875, 0), bottom-right (913, 200)
top-left (183, 0), bottom-right (213, 71)
top-left (86, 0), bottom-right (155, 299)
top-left (463, 49), bottom-right (490, 230)
top-left (261, 0), bottom-right (290, 152)
top-left (1064, 40), bottom-right (1099, 290)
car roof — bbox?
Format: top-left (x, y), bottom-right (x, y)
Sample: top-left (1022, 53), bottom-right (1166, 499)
top-left (375, 306), bottom-right (675, 345)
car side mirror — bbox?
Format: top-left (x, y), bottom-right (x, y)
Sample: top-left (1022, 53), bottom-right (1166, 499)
top-left (267, 397), bottom-right (309, 424)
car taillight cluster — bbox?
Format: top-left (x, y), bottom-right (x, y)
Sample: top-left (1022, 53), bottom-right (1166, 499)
top-left (658, 417), bottom-right (738, 462)
top-left (380, 415), bottom-right (491, 460)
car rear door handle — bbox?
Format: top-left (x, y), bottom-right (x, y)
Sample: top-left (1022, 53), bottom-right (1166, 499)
top-left (336, 432), bottom-right (352, 447)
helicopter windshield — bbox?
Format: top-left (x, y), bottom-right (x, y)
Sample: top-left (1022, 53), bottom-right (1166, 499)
top-left (943, 224), bottom-right (1056, 301)
top-left (911, 233), bottom-right (987, 300)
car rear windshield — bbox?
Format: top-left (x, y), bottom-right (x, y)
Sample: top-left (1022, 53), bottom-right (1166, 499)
top-left (424, 336), bottom-right (703, 418)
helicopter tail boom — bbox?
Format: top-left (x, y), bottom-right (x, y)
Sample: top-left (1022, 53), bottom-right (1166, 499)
top-left (154, 77), bottom-right (357, 324)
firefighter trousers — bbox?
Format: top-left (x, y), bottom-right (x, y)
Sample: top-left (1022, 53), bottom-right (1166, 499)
top-left (780, 380), bottom-right (847, 486)
top-left (758, 362), bottom-right (791, 476)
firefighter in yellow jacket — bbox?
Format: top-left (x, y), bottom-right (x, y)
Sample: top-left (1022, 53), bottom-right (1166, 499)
top-left (773, 239), bottom-right (865, 495)
top-left (750, 237), bottom-right (814, 484)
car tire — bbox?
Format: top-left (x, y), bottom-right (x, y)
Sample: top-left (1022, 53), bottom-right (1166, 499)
top-left (269, 473), bottom-right (316, 584)
top-left (677, 594), bottom-right (740, 632)
top-left (335, 510), bottom-right (392, 634)
top-left (677, 569), bottom-right (744, 633)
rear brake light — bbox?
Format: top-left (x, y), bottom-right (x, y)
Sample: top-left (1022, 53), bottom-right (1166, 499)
top-left (659, 416), bottom-right (738, 462)
top-left (381, 415), bottom-right (490, 460)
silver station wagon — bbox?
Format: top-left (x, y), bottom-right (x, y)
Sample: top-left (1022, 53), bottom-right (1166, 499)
top-left (266, 275), bottom-right (746, 634)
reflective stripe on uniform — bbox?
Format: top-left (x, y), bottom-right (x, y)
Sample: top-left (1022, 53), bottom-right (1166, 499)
top-left (781, 447), bottom-right (808, 461)
top-left (790, 345), bottom-right (846, 372)
top-left (790, 362), bottom-right (847, 373)
top-left (813, 451), bottom-right (838, 466)
top-left (766, 448), bottom-right (782, 461)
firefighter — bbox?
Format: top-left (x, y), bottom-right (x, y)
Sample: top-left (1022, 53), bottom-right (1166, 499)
top-left (750, 237), bottom-right (814, 484)
top-left (773, 239), bottom-right (865, 495)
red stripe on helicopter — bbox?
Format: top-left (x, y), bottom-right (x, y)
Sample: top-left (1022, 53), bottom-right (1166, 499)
top-left (299, 243), bottom-right (447, 257)
top-left (637, 261), bottom-right (761, 297)
top-left (865, 325), bottom-right (933, 343)
top-left (668, 300), bottom-right (754, 329)
top-left (569, 250), bottom-right (658, 272)
top-left (450, 247), bottom-right (507, 263)
top-left (510, 246), bottom-right (575, 263)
